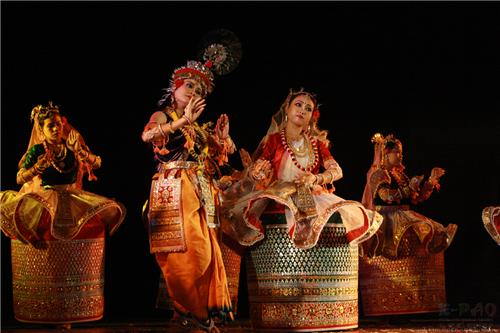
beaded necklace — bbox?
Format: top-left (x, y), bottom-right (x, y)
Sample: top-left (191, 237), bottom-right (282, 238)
top-left (42, 141), bottom-right (76, 174)
top-left (280, 128), bottom-right (319, 172)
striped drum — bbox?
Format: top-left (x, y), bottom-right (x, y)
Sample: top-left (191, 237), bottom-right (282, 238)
top-left (10, 238), bottom-right (105, 323)
top-left (246, 216), bottom-right (359, 332)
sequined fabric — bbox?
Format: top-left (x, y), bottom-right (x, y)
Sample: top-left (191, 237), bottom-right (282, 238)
top-left (11, 238), bottom-right (105, 323)
top-left (219, 234), bottom-right (243, 314)
top-left (359, 232), bottom-right (446, 316)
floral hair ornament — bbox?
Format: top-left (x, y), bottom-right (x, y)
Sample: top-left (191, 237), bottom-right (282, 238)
top-left (369, 133), bottom-right (404, 170)
top-left (157, 29), bottom-right (242, 108)
top-left (31, 101), bottom-right (60, 123)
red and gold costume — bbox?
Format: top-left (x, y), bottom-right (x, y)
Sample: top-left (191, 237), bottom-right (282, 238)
top-left (482, 206), bottom-right (500, 246)
top-left (359, 133), bottom-right (457, 316)
top-left (0, 103), bottom-right (125, 325)
top-left (221, 90), bottom-right (382, 331)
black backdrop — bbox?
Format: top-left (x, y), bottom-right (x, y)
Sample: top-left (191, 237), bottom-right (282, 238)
top-left (2, 1), bottom-right (500, 325)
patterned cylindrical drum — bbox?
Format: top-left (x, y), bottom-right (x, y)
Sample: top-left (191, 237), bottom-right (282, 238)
top-left (220, 234), bottom-right (243, 314)
top-left (246, 220), bottom-right (359, 332)
top-left (11, 238), bottom-right (105, 323)
top-left (359, 237), bottom-right (446, 316)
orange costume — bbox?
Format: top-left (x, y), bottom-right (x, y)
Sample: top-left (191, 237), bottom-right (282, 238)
top-left (141, 30), bottom-right (241, 332)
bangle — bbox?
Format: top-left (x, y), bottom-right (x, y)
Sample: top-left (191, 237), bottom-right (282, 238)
top-left (166, 121), bottom-right (174, 134)
top-left (182, 115), bottom-right (192, 126)
top-left (92, 156), bottom-right (101, 168)
top-left (18, 169), bottom-right (29, 183)
top-left (33, 164), bottom-right (44, 175)
top-left (158, 123), bottom-right (167, 137)
top-left (79, 150), bottom-right (89, 161)
top-left (428, 177), bottom-right (438, 186)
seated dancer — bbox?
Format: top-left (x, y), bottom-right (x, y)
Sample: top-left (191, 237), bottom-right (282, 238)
top-left (482, 206), bottom-right (500, 246)
top-left (361, 133), bottom-right (458, 258)
top-left (0, 102), bottom-right (126, 328)
top-left (141, 35), bottom-right (240, 332)
top-left (223, 88), bottom-right (382, 250)
top-left (358, 133), bottom-right (457, 316)
top-left (220, 89), bottom-right (383, 331)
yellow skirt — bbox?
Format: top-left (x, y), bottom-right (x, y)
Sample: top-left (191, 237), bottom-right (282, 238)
top-left (154, 171), bottom-right (233, 321)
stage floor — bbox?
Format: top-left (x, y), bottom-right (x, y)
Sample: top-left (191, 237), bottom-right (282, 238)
top-left (1, 319), bottom-right (499, 332)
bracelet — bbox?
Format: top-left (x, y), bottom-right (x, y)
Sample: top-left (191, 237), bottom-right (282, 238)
top-left (158, 123), bottom-right (167, 137)
top-left (92, 156), bottom-right (101, 168)
top-left (315, 174), bottom-right (323, 185)
top-left (79, 150), bottom-right (89, 161)
top-left (17, 169), bottom-right (29, 183)
top-left (428, 177), bottom-right (438, 186)
top-left (166, 121), bottom-right (174, 134)
top-left (33, 164), bottom-right (45, 175)
top-left (182, 115), bottom-right (192, 126)
top-left (321, 170), bottom-right (333, 184)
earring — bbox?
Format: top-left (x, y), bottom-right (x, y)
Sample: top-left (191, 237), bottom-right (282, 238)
top-left (285, 114), bottom-right (288, 123)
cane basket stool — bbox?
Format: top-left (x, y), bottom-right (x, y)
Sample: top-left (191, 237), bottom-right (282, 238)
top-left (359, 231), bottom-right (447, 316)
top-left (10, 237), bottom-right (105, 323)
top-left (246, 212), bottom-right (359, 332)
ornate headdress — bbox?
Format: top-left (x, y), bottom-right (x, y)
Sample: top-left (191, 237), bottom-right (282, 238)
top-left (370, 133), bottom-right (403, 169)
top-left (19, 102), bottom-right (97, 190)
top-left (30, 101), bottom-right (60, 123)
top-left (158, 29), bottom-right (242, 107)
top-left (362, 133), bottom-right (404, 209)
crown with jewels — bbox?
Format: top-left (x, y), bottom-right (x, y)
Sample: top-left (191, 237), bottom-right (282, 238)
top-left (170, 30), bottom-right (241, 96)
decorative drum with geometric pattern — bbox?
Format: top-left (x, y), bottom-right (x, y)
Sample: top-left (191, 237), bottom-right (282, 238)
top-left (246, 214), bottom-right (359, 332)
top-left (359, 234), bottom-right (447, 316)
top-left (219, 234), bottom-right (243, 314)
top-left (10, 238), bottom-right (105, 323)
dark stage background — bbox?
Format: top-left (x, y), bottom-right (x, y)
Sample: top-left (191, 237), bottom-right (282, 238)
top-left (2, 1), bottom-right (500, 326)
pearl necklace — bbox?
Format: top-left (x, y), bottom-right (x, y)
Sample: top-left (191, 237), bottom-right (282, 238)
top-left (280, 129), bottom-right (319, 172)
